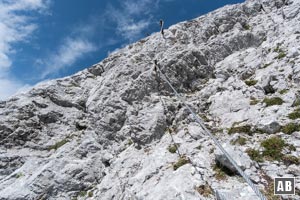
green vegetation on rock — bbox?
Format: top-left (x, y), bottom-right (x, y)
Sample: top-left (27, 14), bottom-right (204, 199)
top-left (195, 184), bottom-right (213, 197)
top-left (292, 99), bottom-right (300, 107)
top-left (250, 98), bottom-right (260, 105)
top-left (231, 136), bottom-right (247, 146)
top-left (275, 52), bottom-right (287, 59)
top-left (16, 172), bottom-right (24, 179)
top-left (228, 125), bottom-right (251, 135)
top-left (263, 62), bottom-right (272, 68)
top-left (282, 155), bottom-right (300, 165)
top-left (245, 79), bottom-right (258, 86)
top-left (48, 139), bottom-right (69, 151)
top-left (288, 108), bottom-right (300, 120)
top-left (261, 136), bottom-right (285, 160)
top-left (279, 89), bottom-right (288, 94)
top-left (88, 191), bottom-right (93, 197)
top-left (263, 97), bottom-right (284, 107)
top-left (263, 175), bottom-right (281, 200)
top-left (127, 139), bottom-right (133, 146)
top-left (212, 163), bottom-right (234, 180)
top-left (173, 156), bottom-right (190, 170)
top-left (246, 148), bottom-right (263, 162)
top-left (247, 136), bottom-right (294, 162)
top-left (79, 191), bottom-right (87, 197)
top-left (281, 123), bottom-right (300, 134)
top-left (168, 145), bottom-right (177, 154)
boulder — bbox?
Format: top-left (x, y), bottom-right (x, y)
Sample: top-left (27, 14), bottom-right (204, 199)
top-left (215, 144), bottom-right (253, 173)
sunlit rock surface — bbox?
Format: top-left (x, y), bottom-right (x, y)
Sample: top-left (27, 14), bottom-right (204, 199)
top-left (0, 0), bottom-right (299, 199)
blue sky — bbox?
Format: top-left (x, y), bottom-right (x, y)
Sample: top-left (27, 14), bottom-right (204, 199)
top-left (0, 0), bottom-right (245, 100)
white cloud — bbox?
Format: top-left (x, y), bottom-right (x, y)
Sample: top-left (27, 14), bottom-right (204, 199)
top-left (0, 75), bottom-right (31, 101)
top-left (40, 37), bottom-right (97, 78)
top-left (0, 0), bottom-right (49, 100)
top-left (122, 0), bottom-right (153, 15)
top-left (0, 0), bottom-right (49, 69)
top-left (106, 0), bottom-right (162, 42)
top-left (106, 0), bottom-right (175, 42)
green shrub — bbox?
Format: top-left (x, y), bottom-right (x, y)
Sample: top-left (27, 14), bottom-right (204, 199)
top-left (263, 97), bottom-right (284, 106)
top-left (288, 108), bottom-right (300, 120)
top-left (228, 125), bottom-right (252, 135)
top-left (281, 123), bottom-right (300, 134)
top-left (246, 148), bottom-right (263, 162)
top-left (261, 137), bottom-right (285, 160)
top-left (231, 136), bottom-right (247, 146)
top-left (245, 79), bottom-right (258, 86)
top-left (173, 156), bottom-right (190, 170)
top-left (48, 139), bottom-right (68, 151)
top-left (168, 145), bottom-right (177, 154)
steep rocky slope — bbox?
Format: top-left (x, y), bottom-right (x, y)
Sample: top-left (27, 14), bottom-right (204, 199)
top-left (0, 0), bottom-right (300, 199)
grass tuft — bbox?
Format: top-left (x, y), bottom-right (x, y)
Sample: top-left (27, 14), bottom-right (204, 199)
top-left (275, 52), bottom-right (287, 59)
top-left (168, 145), bottom-right (177, 154)
top-left (127, 139), bottom-right (133, 146)
top-left (231, 136), bottom-right (247, 146)
top-left (88, 191), bottom-right (93, 197)
top-left (261, 136), bottom-right (285, 161)
top-left (246, 148), bottom-right (263, 162)
top-left (79, 191), bottom-right (87, 197)
top-left (281, 123), bottom-right (300, 134)
top-left (173, 156), bottom-right (190, 170)
top-left (245, 79), bottom-right (258, 86)
top-left (212, 162), bottom-right (234, 180)
top-left (292, 99), bottom-right (300, 107)
top-left (243, 24), bottom-right (251, 30)
top-left (250, 98), bottom-right (260, 105)
top-left (195, 184), bottom-right (213, 197)
top-left (263, 62), bottom-right (272, 68)
top-left (228, 125), bottom-right (251, 135)
top-left (282, 155), bottom-right (300, 166)
top-left (263, 97), bottom-right (284, 107)
top-left (279, 89), bottom-right (288, 94)
top-left (16, 172), bottom-right (24, 179)
top-left (288, 108), bottom-right (300, 120)
top-left (48, 139), bottom-right (68, 151)
top-left (262, 175), bottom-right (281, 200)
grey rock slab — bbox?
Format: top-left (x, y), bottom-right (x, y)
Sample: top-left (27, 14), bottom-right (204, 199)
top-left (215, 144), bottom-right (253, 172)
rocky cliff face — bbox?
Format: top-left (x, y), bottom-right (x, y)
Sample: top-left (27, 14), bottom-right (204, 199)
top-left (0, 0), bottom-right (300, 199)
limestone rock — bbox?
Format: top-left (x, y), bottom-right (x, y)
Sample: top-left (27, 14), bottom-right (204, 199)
top-left (0, 0), bottom-right (300, 199)
top-left (215, 144), bottom-right (253, 172)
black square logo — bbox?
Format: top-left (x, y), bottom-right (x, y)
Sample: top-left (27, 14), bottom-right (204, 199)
top-left (274, 177), bottom-right (295, 195)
